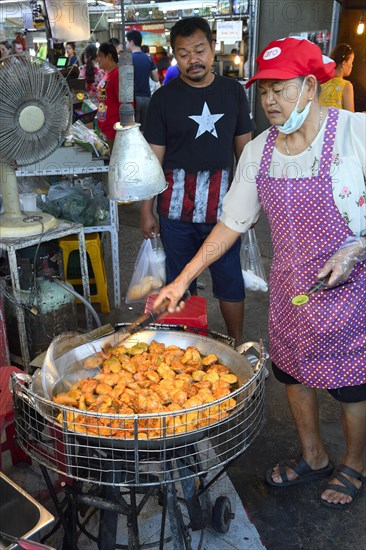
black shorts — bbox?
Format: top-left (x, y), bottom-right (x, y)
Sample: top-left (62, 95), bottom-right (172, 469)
top-left (272, 362), bottom-right (366, 403)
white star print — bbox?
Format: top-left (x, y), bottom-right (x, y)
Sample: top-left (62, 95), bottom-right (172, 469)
top-left (188, 102), bottom-right (224, 139)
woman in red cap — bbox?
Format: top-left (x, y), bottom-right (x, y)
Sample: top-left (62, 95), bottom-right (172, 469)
top-left (153, 36), bottom-right (366, 510)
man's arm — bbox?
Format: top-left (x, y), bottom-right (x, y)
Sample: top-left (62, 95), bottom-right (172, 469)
top-left (234, 132), bottom-right (252, 162)
top-left (150, 68), bottom-right (159, 82)
top-left (140, 143), bottom-right (166, 237)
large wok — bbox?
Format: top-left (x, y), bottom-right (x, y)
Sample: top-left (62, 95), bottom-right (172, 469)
top-left (28, 329), bottom-right (265, 451)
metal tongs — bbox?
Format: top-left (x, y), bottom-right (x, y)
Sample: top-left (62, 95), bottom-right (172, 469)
top-left (42, 291), bottom-right (191, 397)
top-left (292, 274), bottom-right (331, 306)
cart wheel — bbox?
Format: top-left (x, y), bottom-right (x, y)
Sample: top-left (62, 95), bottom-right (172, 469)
top-left (212, 496), bottom-right (233, 534)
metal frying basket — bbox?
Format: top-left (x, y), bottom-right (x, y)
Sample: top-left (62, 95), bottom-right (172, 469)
top-left (12, 329), bottom-right (267, 488)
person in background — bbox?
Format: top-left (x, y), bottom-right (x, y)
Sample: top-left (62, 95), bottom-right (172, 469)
top-left (65, 41), bottom-right (79, 66)
top-left (11, 40), bottom-right (24, 54)
top-left (319, 43), bottom-right (355, 111)
top-left (163, 63), bottom-right (180, 84)
top-left (154, 46), bottom-right (171, 85)
top-left (79, 44), bottom-right (105, 97)
top-left (141, 45), bottom-right (161, 95)
top-left (0, 41), bottom-right (12, 58)
top-left (108, 37), bottom-right (122, 53)
top-left (141, 17), bottom-right (254, 346)
top-left (126, 30), bottom-right (159, 132)
top-left (96, 42), bottom-right (120, 150)
top-left (153, 37), bottom-right (366, 510)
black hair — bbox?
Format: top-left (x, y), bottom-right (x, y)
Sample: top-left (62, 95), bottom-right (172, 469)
top-left (126, 30), bottom-right (142, 47)
top-left (329, 43), bottom-right (354, 67)
top-left (170, 17), bottom-right (212, 52)
top-left (98, 42), bottom-right (119, 63)
top-left (0, 40), bottom-right (12, 53)
top-left (83, 44), bottom-right (98, 83)
top-left (141, 45), bottom-right (150, 54)
top-left (66, 41), bottom-right (76, 51)
top-left (108, 37), bottom-right (120, 47)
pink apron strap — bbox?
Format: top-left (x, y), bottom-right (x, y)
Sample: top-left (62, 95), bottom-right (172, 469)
top-left (257, 126), bottom-right (278, 176)
top-left (318, 108), bottom-right (339, 177)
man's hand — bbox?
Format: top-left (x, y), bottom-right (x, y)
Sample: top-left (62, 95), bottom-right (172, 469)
top-left (141, 210), bottom-right (159, 239)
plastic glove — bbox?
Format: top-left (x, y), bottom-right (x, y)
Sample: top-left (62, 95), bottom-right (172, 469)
top-left (317, 236), bottom-right (366, 287)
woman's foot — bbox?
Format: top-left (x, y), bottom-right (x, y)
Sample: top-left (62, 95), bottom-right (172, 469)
top-left (320, 464), bottom-right (366, 508)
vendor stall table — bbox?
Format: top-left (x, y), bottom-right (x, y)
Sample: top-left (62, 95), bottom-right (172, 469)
top-left (0, 220), bottom-right (91, 371)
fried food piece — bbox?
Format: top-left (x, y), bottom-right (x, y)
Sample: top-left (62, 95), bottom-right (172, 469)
top-left (201, 354), bottom-right (218, 366)
top-left (181, 347), bottom-right (201, 364)
top-left (191, 370), bottom-right (205, 382)
top-left (95, 383), bottom-right (113, 395)
top-left (219, 373), bottom-right (238, 384)
top-left (149, 340), bottom-right (166, 354)
top-left (54, 390), bottom-right (81, 406)
top-left (157, 364), bottom-right (176, 380)
top-left (79, 378), bottom-right (98, 394)
top-left (128, 343), bottom-right (149, 355)
top-left (101, 356), bottom-right (121, 374)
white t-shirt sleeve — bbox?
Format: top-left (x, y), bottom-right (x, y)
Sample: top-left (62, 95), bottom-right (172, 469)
top-left (220, 138), bottom-right (263, 233)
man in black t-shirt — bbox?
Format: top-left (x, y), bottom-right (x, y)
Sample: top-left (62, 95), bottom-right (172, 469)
top-left (141, 17), bottom-right (255, 345)
top-left (126, 30), bottom-right (159, 132)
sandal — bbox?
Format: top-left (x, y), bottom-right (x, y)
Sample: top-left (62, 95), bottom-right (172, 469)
top-left (320, 464), bottom-right (366, 509)
top-left (266, 456), bottom-right (334, 487)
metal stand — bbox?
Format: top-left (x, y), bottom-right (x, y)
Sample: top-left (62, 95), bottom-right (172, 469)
top-left (0, 220), bottom-right (92, 370)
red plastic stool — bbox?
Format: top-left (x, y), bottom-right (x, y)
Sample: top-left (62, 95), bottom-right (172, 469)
top-left (0, 366), bottom-right (32, 471)
top-left (144, 295), bottom-right (208, 333)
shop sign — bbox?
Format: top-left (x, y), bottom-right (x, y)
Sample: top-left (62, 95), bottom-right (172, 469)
top-left (216, 20), bottom-right (243, 43)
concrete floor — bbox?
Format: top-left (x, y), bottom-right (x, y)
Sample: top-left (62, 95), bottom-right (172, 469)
top-left (3, 202), bottom-right (366, 549)
top-left (101, 203), bottom-right (366, 550)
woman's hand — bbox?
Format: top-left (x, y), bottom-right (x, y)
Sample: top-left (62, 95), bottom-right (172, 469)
top-left (317, 237), bottom-right (366, 287)
top-left (152, 279), bottom-right (190, 313)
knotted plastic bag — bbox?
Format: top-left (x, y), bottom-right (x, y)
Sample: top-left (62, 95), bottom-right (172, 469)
top-left (126, 237), bottom-right (166, 304)
top-left (240, 228), bottom-right (268, 292)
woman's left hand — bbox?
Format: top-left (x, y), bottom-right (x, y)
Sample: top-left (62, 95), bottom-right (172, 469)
top-left (317, 238), bottom-right (366, 287)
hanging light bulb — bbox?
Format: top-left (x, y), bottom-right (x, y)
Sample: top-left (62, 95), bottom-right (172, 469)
top-left (357, 15), bottom-right (365, 35)
top-left (234, 54), bottom-right (241, 65)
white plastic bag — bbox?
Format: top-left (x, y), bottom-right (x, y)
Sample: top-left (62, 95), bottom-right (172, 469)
top-left (241, 229), bottom-right (268, 292)
top-left (126, 237), bottom-right (166, 303)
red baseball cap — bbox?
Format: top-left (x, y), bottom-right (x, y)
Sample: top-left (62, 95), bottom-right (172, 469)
top-left (245, 37), bottom-right (335, 88)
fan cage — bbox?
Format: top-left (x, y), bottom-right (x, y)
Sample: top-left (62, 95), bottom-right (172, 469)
top-left (0, 54), bottom-right (73, 167)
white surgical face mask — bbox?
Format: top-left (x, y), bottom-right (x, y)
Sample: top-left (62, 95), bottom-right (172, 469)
top-left (277, 79), bottom-right (311, 134)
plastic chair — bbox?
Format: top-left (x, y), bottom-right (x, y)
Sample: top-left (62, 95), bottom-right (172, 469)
top-left (0, 366), bottom-right (32, 471)
top-left (58, 233), bottom-right (110, 313)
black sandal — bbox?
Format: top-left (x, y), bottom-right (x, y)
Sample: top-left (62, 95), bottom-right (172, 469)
top-left (266, 455), bottom-right (334, 487)
top-left (320, 464), bottom-right (366, 509)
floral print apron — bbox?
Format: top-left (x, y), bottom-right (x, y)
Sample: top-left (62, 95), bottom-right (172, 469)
top-left (256, 108), bottom-right (366, 388)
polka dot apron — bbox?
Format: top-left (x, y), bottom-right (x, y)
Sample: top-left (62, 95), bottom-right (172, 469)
top-left (256, 108), bottom-right (366, 389)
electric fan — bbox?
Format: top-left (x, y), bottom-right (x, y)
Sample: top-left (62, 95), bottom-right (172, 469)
top-left (0, 54), bottom-right (73, 237)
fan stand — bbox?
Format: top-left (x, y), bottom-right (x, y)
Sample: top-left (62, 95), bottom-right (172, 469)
top-left (0, 162), bottom-right (57, 238)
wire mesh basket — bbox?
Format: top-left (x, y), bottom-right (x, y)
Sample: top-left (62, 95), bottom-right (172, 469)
top-left (12, 331), bottom-right (266, 488)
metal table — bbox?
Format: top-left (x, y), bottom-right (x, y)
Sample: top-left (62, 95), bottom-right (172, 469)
top-left (0, 220), bottom-right (92, 370)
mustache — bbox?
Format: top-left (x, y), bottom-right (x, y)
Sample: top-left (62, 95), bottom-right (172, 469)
top-left (187, 64), bottom-right (205, 72)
